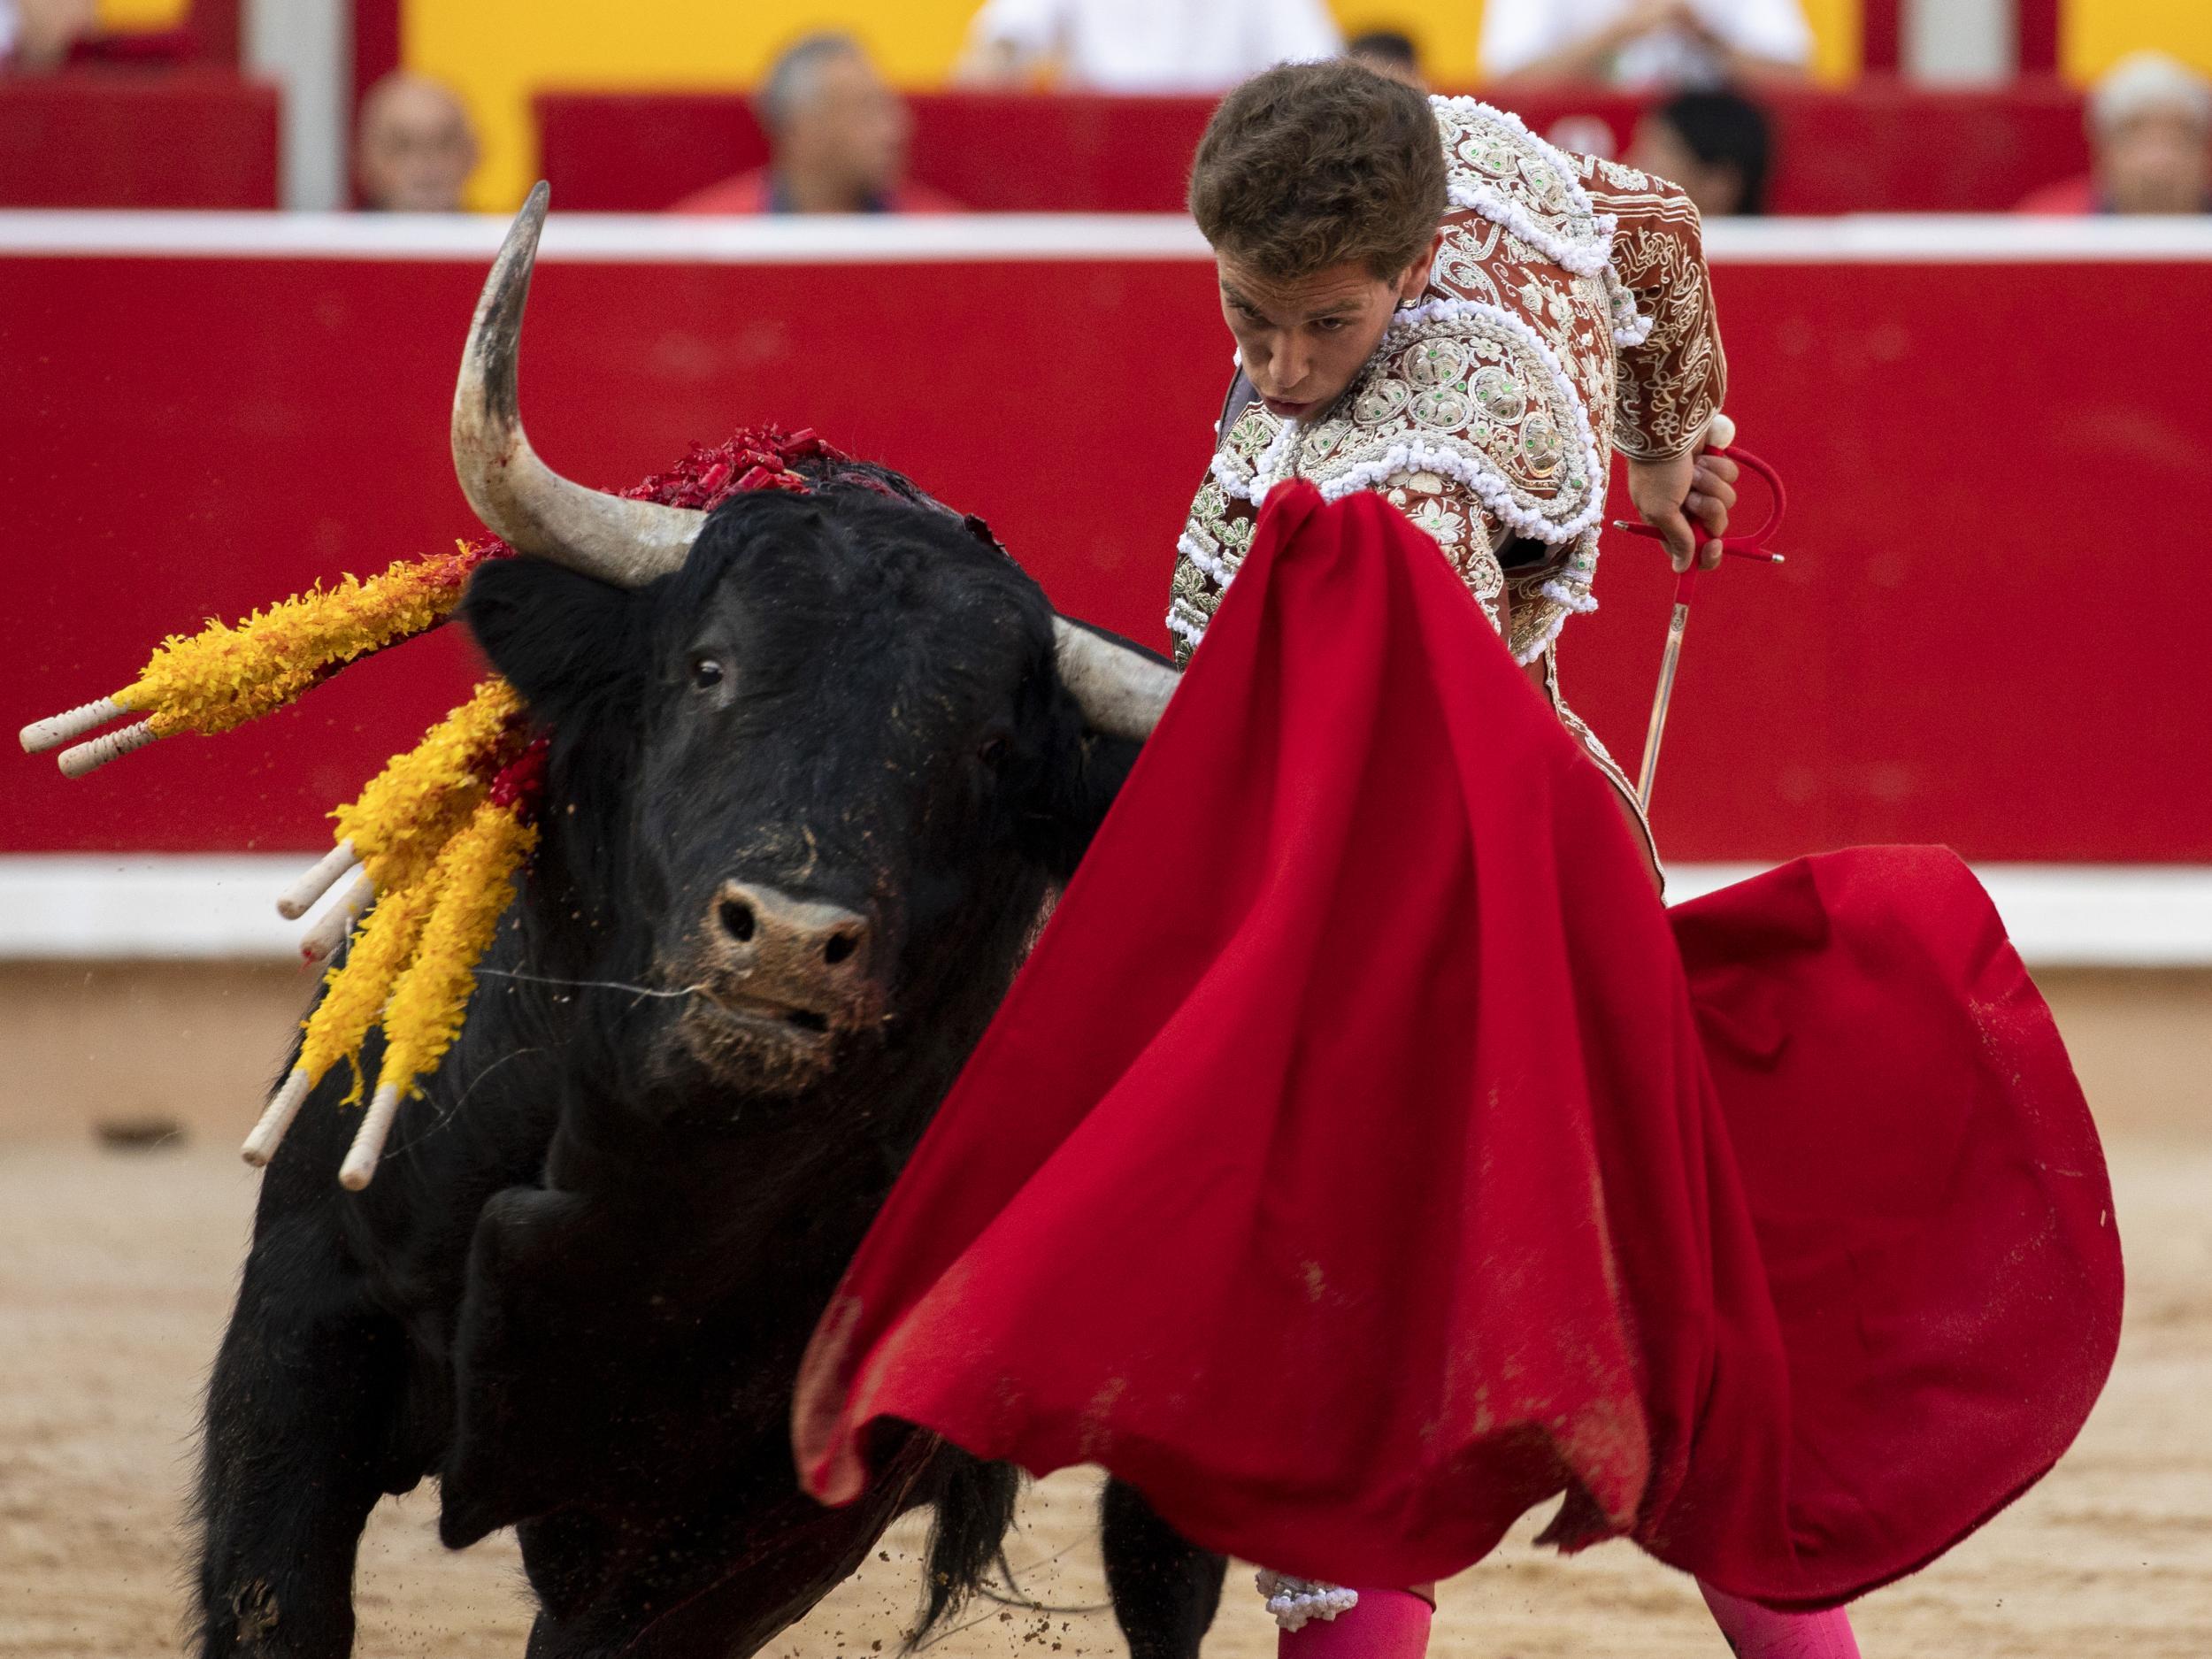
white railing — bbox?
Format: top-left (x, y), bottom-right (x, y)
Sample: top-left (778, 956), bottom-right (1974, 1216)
top-left (0, 211), bottom-right (2209, 265)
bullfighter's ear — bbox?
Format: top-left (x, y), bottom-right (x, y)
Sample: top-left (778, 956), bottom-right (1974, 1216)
top-left (461, 557), bottom-right (648, 721)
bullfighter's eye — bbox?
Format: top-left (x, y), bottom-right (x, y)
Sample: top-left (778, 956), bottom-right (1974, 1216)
top-left (976, 733), bottom-right (1010, 767)
top-left (690, 655), bottom-right (725, 690)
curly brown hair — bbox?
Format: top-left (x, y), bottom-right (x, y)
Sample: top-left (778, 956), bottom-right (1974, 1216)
top-left (1187, 59), bottom-right (1447, 283)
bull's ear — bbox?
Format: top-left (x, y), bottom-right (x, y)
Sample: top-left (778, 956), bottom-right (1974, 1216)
top-left (461, 558), bottom-right (649, 726)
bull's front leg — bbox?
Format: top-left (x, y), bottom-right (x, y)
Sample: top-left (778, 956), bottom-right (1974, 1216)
top-left (1101, 1477), bottom-right (1227, 1659)
top-left (439, 1182), bottom-right (606, 1551)
top-left (193, 1203), bottom-right (411, 1658)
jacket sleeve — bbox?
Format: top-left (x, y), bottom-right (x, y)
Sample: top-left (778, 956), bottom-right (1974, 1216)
top-left (1585, 158), bottom-right (1729, 462)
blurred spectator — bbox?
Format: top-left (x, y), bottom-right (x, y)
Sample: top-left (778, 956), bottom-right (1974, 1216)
top-left (1484, 0), bottom-right (1809, 89)
top-left (1626, 89), bottom-right (1772, 215)
top-left (356, 72), bottom-right (479, 212)
top-left (1547, 114), bottom-right (1620, 160)
top-left (2017, 52), bottom-right (2211, 217)
top-left (673, 33), bottom-right (956, 214)
top-left (957, 0), bottom-right (1340, 92)
top-left (0, 0), bottom-right (94, 73)
top-left (1348, 29), bottom-right (1424, 89)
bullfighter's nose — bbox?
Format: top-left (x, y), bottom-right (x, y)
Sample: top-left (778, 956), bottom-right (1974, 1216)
top-left (710, 881), bottom-right (873, 990)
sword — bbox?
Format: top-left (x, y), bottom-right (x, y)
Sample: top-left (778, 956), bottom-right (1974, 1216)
top-left (1613, 414), bottom-right (1789, 810)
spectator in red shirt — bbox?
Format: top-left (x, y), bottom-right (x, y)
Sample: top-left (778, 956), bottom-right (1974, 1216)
top-left (2018, 51), bottom-right (2211, 216)
top-left (672, 34), bottom-right (959, 215)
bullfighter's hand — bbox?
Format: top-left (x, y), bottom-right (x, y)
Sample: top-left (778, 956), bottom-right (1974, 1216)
top-left (1626, 428), bottom-right (1739, 573)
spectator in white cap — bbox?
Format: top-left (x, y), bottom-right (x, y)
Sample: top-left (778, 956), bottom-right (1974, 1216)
top-left (2019, 51), bottom-right (2211, 216)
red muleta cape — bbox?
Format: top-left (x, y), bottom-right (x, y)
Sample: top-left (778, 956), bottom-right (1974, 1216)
top-left (793, 482), bottom-right (2122, 1607)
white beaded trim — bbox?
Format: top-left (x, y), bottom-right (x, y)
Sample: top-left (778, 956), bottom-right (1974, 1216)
top-left (1537, 577), bottom-right (1601, 615)
top-left (1448, 180), bottom-right (1613, 278)
top-left (1370, 296), bottom-right (1606, 543)
top-left (1256, 1571), bottom-right (1359, 1632)
top-left (1609, 284), bottom-right (1656, 349)
top-left (1177, 529), bottom-right (1237, 588)
top-left (1211, 414), bottom-right (1303, 506)
top-left (1430, 95), bottom-right (1616, 278)
top-left (1512, 604), bottom-right (1571, 665)
top-left (1214, 303), bottom-right (1603, 549)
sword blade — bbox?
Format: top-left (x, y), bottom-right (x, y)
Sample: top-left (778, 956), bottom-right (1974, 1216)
top-left (1636, 601), bottom-right (1693, 810)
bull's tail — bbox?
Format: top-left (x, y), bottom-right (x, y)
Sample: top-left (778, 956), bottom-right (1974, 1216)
top-left (911, 1448), bottom-right (1022, 1648)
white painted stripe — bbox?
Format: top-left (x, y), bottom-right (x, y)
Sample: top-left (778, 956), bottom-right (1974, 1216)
top-left (0, 856), bottom-right (310, 961)
top-left (1, 211), bottom-right (2210, 265)
top-left (0, 211), bottom-right (1213, 264)
top-left (1701, 217), bottom-right (2212, 263)
top-left (0, 855), bottom-right (2206, 967)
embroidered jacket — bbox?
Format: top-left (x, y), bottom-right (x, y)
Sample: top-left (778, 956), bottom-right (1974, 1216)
top-left (1169, 96), bottom-right (1727, 683)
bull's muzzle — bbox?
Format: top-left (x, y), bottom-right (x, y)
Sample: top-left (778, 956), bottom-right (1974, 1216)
top-left (700, 881), bottom-right (876, 1036)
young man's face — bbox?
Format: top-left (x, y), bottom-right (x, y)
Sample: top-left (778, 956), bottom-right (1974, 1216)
top-left (1215, 234), bottom-right (1440, 421)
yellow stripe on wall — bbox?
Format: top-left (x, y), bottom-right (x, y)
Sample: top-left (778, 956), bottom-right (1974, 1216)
top-left (1335, 3), bottom-right (1485, 83)
top-left (1798, 0), bottom-right (1863, 86)
top-left (2064, 0), bottom-right (2212, 80)
top-left (94, 0), bottom-right (189, 26)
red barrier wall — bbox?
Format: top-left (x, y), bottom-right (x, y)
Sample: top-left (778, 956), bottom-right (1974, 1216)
top-left (0, 71), bottom-right (277, 209)
top-left (3, 225), bottom-right (2207, 864)
top-left (536, 82), bottom-right (2091, 216)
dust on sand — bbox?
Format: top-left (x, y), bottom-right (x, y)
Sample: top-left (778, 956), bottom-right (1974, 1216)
top-left (1, 1137), bottom-right (2204, 1659)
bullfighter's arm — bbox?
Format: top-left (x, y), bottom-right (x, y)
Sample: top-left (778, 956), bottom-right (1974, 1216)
top-left (1584, 158), bottom-right (1729, 463)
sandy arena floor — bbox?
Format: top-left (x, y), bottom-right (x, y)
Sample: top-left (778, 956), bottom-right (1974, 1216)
top-left (1, 1132), bottom-right (2205, 1658)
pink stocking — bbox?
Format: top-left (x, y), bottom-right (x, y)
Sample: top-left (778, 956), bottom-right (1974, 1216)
top-left (1277, 1588), bottom-right (1432, 1659)
top-left (1699, 1582), bottom-right (1863, 1659)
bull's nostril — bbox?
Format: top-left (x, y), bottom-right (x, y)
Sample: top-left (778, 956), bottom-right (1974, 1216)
top-left (718, 898), bottom-right (757, 943)
top-left (823, 933), bottom-right (858, 967)
top-left (787, 1010), bottom-right (830, 1034)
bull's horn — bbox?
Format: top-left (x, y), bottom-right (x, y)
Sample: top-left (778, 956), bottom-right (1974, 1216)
top-left (453, 182), bottom-right (705, 588)
top-left (1052, 618), bottom-right (1179, 741)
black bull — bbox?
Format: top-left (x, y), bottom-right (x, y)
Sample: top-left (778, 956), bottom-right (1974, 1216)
top-left (195, 474), bottom-right (1229, 1657)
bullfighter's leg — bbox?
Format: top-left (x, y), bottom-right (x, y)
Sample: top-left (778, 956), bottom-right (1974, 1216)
top-left (192, 1200), bottom-right (410, 1659)
top-left (1100, 1477), bottom-right (1228, 1659)
top-left (1700, 1583), bottom-right (1863, 1658)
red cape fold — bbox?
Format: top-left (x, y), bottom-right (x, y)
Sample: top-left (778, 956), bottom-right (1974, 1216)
top-left (792, 482), bottom-right (2122, 1606)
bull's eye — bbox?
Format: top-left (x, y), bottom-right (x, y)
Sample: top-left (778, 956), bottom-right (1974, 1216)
top-left (976, 733), bottom-right (1010, 767)
top-left (689, 655), bottom-right (726, 690)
